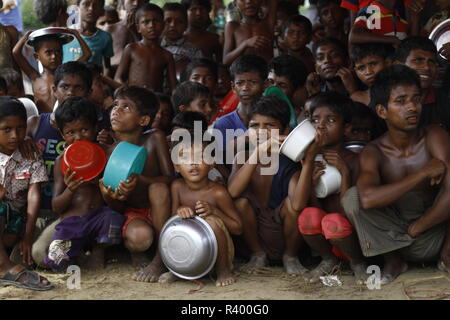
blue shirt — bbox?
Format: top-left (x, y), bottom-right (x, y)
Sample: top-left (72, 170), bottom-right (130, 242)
top-left (213, 110), bottom-right (247, 150)
top-left (63, 28), bottom-right (113, 66)
top-left (0, 0), bottom-right (23, 32)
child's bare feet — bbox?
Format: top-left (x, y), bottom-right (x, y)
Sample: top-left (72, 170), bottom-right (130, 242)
top-left (240, 252), bottom-right (268, 274)
top-left (130, 252), bottom-right (151, 269)
top-left (283, 254), bottom-right (308, 275)
top-left (380, 260), bottom-right (408, 285)
top-left (304, 257), bottom-right (339, 283)
top-left (350, 262), bottom-right (368, 285)
top-left (215, 266), bottom-right (235, 287)
top-left (158, 271), bottom-right (179, 283)
top-left (132, 258), bottom-right (166, 282)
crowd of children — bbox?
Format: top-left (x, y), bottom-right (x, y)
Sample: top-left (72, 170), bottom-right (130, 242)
top-left (0, 0), bottom-right (449, 292)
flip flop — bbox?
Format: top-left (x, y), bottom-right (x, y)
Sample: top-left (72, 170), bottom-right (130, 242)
top-left (0, 265), bottom-right (53, 291)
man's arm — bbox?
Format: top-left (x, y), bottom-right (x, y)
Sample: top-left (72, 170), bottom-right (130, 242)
top-left (114, 44), bottom-right (132, 84)
top-left (349, 25), bottom-right (401, 45)
top-left (12, 31), bottom-right (40, 81)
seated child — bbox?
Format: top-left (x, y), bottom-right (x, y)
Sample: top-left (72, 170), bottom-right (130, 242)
top-left (152, 93), bottom-right (175, 136)
top-left (343, 64), bottom-right (450, 283)
top-left (344, 102), bottom-right (377, 145)
top-left (0, 97), bottom-right (52, 291)
top-left (282, 14), bottom-right (315, 74)
top-left (12, 29), bottom-right (91, 113)
top-left (350, 43), bottom-right (390, 105)
top-left (159, 136), bottom-right (242, 286)
top-left (171, 81), bottom-right (213, 122)
top-left (115, 3), bottom-right (177, 93)
top-left (44, 97), bottom-right (125, 272)
top-left (100, 86), bottom-right (175, 282)
top-left (223, 0), bottom-right (277, 65)
top-left (227, 96), bottom-right (308, 275)
top-left (182, 0), bottom-right (223, 61)
top-left (296, 92), bottom-right (368, 284)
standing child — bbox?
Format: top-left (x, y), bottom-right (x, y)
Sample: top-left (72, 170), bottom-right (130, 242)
top-left (44, 97), bottom-right (125, 272)
top-left (100, 86), bottom-right (175, 282)
top-left (63, 0), bottom-right (114, 77)
top-left (13, 29), bottom-right (91, 113)
top-left (114, 3), bottom-right (177, 93)
top-left (223, 0), bottom-right (277, 65)
top-left (159, 137), bottom-right (242, 286)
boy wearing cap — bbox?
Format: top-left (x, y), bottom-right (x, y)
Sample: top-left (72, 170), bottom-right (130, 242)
top-left (12, 29), bottom-right (91, 113)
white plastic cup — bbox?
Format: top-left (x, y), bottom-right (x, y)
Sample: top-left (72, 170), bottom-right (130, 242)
top-left (314, 154), bottom-right (342, 198)
top-left (279, 119), bottom-right (316, 162)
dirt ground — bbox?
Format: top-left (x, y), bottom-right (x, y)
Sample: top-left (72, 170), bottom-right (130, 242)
top-left (1, 259), bottom-right (449, 300)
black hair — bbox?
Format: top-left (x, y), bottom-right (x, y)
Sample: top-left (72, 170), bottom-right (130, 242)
top-left (350, 102), bottom-right (377, 124)
top-left (104, 5), bottom-right (119, 17)
top-left (0, 96), bottom-right (27, 122)
top-left (181, 58), bottom-right (218, 82)
top-left (162, 2), bottom-right (188, 21)
top-left (282, 14), bottom-right (313, 36)
top-left (77, 0), bottom-right (105, 7)
top-left (278, 1), bottom-right (299, 16)
top-left (317, 0), bottom-right (341, 13)
top-left (269, 54), bottom-right (308, 89)
top-left (135, 2), bottom-right (164, 23)
top-left (312, 37), bottom-right (347, 58)
top-left (114, 85), bottom-right (159, 121)
top-left (85, 62), bottom-right (102, 77)
top-left (350, 43), bottom-right (390, 64)
top-left (54, 61), bottom-right (93, 90)
top-left (0, 77), bottom-right (7, 94)
top-left (171, 110), bottom-right (209, 132)
top-left (370, 64), bottom-right (421, 110)
top-left (395, 36), bottom-right (437, 63)
top-left (181, 0), bottom-right (212, 12)
top-left (229, 54), bottom-right (268, 81)
top-left (34, 0), bottom-right (68, 25)
top-left (156, 92), bottom-right (175, 118)
top-left (32, 34), bottom-right (66, 52)
top-left (309, 92), bottom-right (353, 124)
top-left (171, 81), bottom-right (210, 114)
top-left (249, 96), bottom-right (291, 130)
top-left (0, 68), bottom-right (21, 87)
top-left (55, 96), bottom-right (98, 131)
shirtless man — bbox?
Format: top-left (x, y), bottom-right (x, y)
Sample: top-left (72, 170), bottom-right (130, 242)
top-left (343, 65), bottom-right (450, 284)
top-left (12, 30), bottom-right (91, 113)
top-left (223, 0), bottom-right (277, 65)
top-left (114, 3), bottom-right (177, 93)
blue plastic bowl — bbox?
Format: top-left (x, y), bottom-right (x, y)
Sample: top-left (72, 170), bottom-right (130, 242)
top-left (103, 141), bottom-right (147, 190)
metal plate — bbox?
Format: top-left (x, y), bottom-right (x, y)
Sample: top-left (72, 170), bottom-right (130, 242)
top-left (429, 19), bottom-right (450, 60)
top-left (27, 27), bottom-right (74, 47)
top-left (159, 216), bottom-right (218, 280)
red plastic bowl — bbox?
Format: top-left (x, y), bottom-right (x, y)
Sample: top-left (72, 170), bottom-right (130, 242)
top-left (61, 141), bottom-right (106, 181)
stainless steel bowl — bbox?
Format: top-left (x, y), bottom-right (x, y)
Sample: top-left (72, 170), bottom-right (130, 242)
top-left (429, 19), bottom-right (450, 60)
top-left (27, 27), bottom-right (74, 47)
top-left (159, 215), bottom-right (218, 280)
top-left (345, 141), bottom-right (366, 154)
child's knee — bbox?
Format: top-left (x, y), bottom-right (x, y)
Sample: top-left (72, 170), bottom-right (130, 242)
top-left (124, 222), bottom-right (154, 251)
top-left (321, 213), bottom-right (354, 240)
top-left (148, 183), bottom-right (170, 203)
top-left (234, 198), bottom-right (254, 215)
top-left (298, 207), bottom-right (327, 235)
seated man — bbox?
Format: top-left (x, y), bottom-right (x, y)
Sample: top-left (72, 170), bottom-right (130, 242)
top-left (343, 65), bottom-right (450, 284)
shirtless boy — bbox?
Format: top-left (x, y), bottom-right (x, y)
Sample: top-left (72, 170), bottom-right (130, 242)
top-left (100, 86), bottom-right (175, 282)
top-left (343, 65), bottom-right (450, 283)
top-left (12, 30), bottom-right (91, 113)
top-left (223, 0), bottom-right (277, 65)
top-left (115, 3), bottom-right (177, 93)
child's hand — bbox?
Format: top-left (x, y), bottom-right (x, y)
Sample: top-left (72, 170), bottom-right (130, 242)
top-left (306, 72), bottom-right (321, 97)
top-left (312, 161), bottom-right (326, 186)
top-left (245, 35), bottom-right (271, 49)
top-left (0, 184), bottom-right (6, 201)
top-left (115, 174), bottom-right (138, 199)
top-left (177, 206), bottom-right (195, 219)
top-left (18, 138), bottom-right (40, 160)
top-left (64, 169), bottom-right (84, 192)
top-left (305, 130), bottom-right (326, 160)
top-left (323, 149), bottom-right (349, 175)
top-left (20, 236), bottom-right (34, 266)
top-left (337, 67), bottom-right (358, 94)
top-left (99, 178), bottom-right (126, 201)
top-left (257, 135), bottom-right (286, 156)
top-left (97, 129), bottom-right (114, 145)
top-left (408, 0), bottom-right (425, 13)
top-left (195, 200), bottom-right (214, 218)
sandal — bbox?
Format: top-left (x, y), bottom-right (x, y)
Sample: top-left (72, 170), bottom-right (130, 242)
top-left (0, 265), bottom-right (53, 291)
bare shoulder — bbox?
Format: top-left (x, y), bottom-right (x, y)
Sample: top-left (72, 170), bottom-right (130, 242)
top-left (425, 124), bottom-right (450, 157)
top-left (425, 124), bottom-right (449, 141)
top-left (144, 129), bottom-right (167, 149)
top-left (360, 139), bottom-right (383, 163)
top-left (171, 177), bottom-right (185, 190)
top-left (225, 20), bottom-right (240, 32)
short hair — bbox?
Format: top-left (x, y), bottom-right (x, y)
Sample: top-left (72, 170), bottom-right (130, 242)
top-left (55, 96), bottom-right (98, 131)
top-left (85, 62), bottom-right (102, 77)
top-left (156, 92), bottom-right (175, 118)
top-left (269, 55), bottom-right (308, 89)
top-left (0, 96), bottom-right (27, 122)
top-left (229, 54), bottom-right (268, 81)
top-left (350, 43), bottom-right (391, 64)
top-left (309, 92), bottom-right (353, 124)
top-left (282, 14), bottom-right (313, 36)
top-left (54, 61), bottom-right (93, 90)
top-left (114, 86), bottom-right (159, 120)
top-left (312, 37), bottom-right (347, 58)
top-left (163, 2), bottom-right (188, 20)
top-left (317, 0), bottom-right (341, 13)
top-left (395, 36), bottom-right (437, 63)
top-left (32, 34), bottom-right (67, 52)
top-left (249, 96), bottom-right (291, 130)
top-left (135, 3), bottom-right (164, 23)
top-left (181, 58), bottom-right (218, 82)
top-left (171, 81), bottom-right (210, 113)
top-left (350, 102), bottom-right (377, 124)
top-left (370, 64), bottom-right (421, 110)
top-left (0, 68), bottom-right (22, 87)
top-left (104, 5), bottom-right (119, 18)
top-left (171, 110), bottom-right (209, 131)
top-left (180, 0), bottom-right (212, 12)
top-left (34, 0), bottom-right (68, 25)
top-left (77, 0), bottom-right (105, 7)
top-left (0, 77), bottom-right (7, 94)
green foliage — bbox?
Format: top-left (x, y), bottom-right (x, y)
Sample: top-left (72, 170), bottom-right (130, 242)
top-left (21, 0), bottom-right (45, 31)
